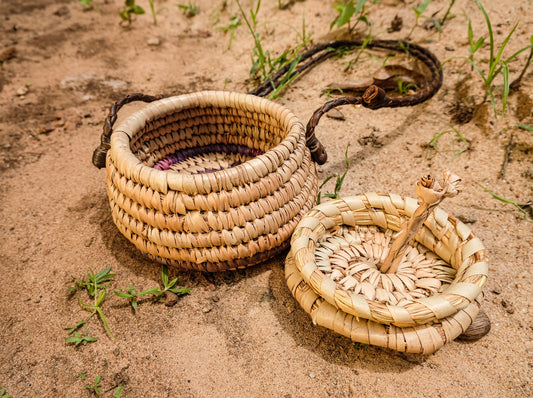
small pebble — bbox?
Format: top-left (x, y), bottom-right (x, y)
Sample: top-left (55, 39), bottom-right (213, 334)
top-left (147, 37), bottom-right (161, 46)
top-left (16, 86), bottom-right (29, 96)
top-left (500, 299), bottom-right (515, 314)
top-left (164, 291), bottom-right (178, 307)
top-left (457, 213), bottom-right (478, 224)
top-left (326, 108), bottom-right (345, 121)
top-left (39, 123), bottom-right (55, 135)
top-left (309, 373), bottom-right (316, 379)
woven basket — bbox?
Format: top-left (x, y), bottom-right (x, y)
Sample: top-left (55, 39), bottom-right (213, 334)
top-left (99, 91), bottom-right (318, 272)
top-left (285, 193), bottom-right (488, 354)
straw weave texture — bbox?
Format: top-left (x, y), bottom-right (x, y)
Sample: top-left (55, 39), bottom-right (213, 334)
top-left (105, 91), bottom-right (318, 271)
top-left (286, 194), bottom-right (488, 354)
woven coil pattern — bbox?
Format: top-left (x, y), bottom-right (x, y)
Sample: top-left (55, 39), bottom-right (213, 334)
top-left (106, 91), bottom-right (318, 272)
top-left (286, 194), bottom-right (488, 354)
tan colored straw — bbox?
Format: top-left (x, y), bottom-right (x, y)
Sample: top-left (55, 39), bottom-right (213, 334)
top-left (286, 174), bottom-right (488, 354)
top-left (104, 91), bottom-right (318, 271)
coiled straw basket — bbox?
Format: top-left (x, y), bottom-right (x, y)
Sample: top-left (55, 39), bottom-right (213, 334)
top-left (285, 190), bottom-right (488, 354)
top-left (93, 91), bottom-right (318, 272)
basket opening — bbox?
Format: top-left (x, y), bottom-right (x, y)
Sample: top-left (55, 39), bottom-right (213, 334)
top-left (129, 105), bottom-right (286, 175)
top-left (317, 225), bottom-right (456, 306)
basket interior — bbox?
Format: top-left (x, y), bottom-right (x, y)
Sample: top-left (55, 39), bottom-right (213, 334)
top-left (129, 105), bottom-right (286, 174)
top-left (315, 225), bottom-right (457, 306)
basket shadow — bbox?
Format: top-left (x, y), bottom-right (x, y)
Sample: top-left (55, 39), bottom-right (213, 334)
top-left (266, 254), bottom-right (429, 373)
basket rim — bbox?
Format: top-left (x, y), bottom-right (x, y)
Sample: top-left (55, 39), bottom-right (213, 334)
top-left (107, 90), bottom-right (305, 196)
top-left (289, 193), bottom-right (488, 327)
top-left (285, 251), bottom-right (481, 354)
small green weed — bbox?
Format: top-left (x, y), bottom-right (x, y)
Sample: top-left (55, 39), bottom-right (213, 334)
top-left (353, 342), bottom-right (368, 349)
top-left (65, 329), bottom-right (98, 347)
top-left (317, 145), bottom-right (350, 204)
top-left (66, 266), bottom-right (116, 340)
top-left (330, 0), bottom-right (374, 33)
top-left (425, 124), bottom-right (469, 160)
top-left (120, 0), bottom-right (145, 26)
top-left (148, 0), bottom-right (167, 25)
top-left (69, 266), bottom-right (116, 297)
top-left (0, 388), bottom-right (11, 398)
top-left (236, 0), bottom-right (311, 94)
top-left (462, 0), bottom-right (533, 117)
top-left (114, 384), bottom-right (123, 398)
top-left (114, 284), bottom-right (160, 311)
top-left (518, 123), bottom-right (533, 132)
top-left (479, 184), bottom-right (533, 222)
top-left (78, 0), bottom-right (94, 10)
top-left (177, 2), bottom-right (198, 18)
top-left (397, 79), bottom-right (418, 96)
top-left (427, 0), bottom-right (455, 32)
top-left (158, 265), bottom-right (191, 297)
top-left (406, 0), bottom-right (431, 39)
top-left (216, 16), bottom-right (241, 50)
top-left (80, 373), bottom-right (102, 397)
top-left (114, 265), bottom-right (191, 310)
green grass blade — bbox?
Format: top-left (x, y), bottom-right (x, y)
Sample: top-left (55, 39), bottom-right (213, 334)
top-left (518, 123), bottom-right (533, 131)
top-left (475, 0), bottom-right (494, 66)
top-left (415, 0), bottom-right (431, 17)
top-left (493, 22), bottom-right (518, 66)
top-left (161, 265), bottom-right (169, 286)
top-left (114, 291), bottom-right (132, 298)
top-left (463, 57), bottom-right (488, 85)
top-left (478, 184), bottom-right (530, 220)
top-left (138, 287), bottom-right (160, 296)
top-left (114, 384), bottom-right (123, 398)
top-left (502, 44), bottom-right (533, 64)
top-left (96, 307), bottom-right (117, 340)
top-left (169, 287), bottom-right (192, 295)
top-left (501, 62), bottom-right (509, 117)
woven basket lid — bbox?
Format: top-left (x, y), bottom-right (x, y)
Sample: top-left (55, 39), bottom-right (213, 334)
top-left (286, 193), bottom-right (488, 353)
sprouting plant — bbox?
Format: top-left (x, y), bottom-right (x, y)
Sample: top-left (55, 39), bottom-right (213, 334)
top-left (406, 0), bottom-right (431, 39)
top-left (478, 184), bottom-right (533, 222)
top-left (216, 16), bottom-right (241, 50)
top-left (157, 265), bottom-right (191, 297)
top-left (353, 342), bottom-right (368, 349)
top-left (148, 0), bottom-right (166, 25)
top-left (330, 0), bottom-right (373, 33)
top-left (461, 0), bottom-right (533, 117)
top-left (120, 0), bottom-right (145, 26)
top-left (114, 384), bottom-right (123, 398)
top-left (236, 0), bottom-right (311, 95)
top-left (114, 265), bottom-right (190, 310)
top-left (397, 79), bottom-right (418, 96)
top-left (317, 145), bottom-right (350, 204)
top-left (426, 0), bottom-right (455, 32)
top-left (82, 374), bottom-right (102, 397)
top-left (518, 123), bottom-right (533, 132)
top-left (425, 124), bottom-right (469, 160)
top-left (114, 284), bottom-right (160, 311)
top-left (236, 0), bottom-right (272, 81)
top-left (177, 2), bottom-right (198, 18)
top-left (267, 55), bottom-right (301, 100)
top-left (0, 388), bottom-right (11, 398)
top-left (79, 0), bottom-right (94, 10)
top-left (69, 266), bottom-right (116, 297)
top-left (65, 329), bottom-right (98, 347)
top-left (66, 267), bottom-right (116, 340)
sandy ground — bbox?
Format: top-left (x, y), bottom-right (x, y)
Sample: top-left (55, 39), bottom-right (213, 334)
top-left (1, 0), bottom-right (532, 397)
